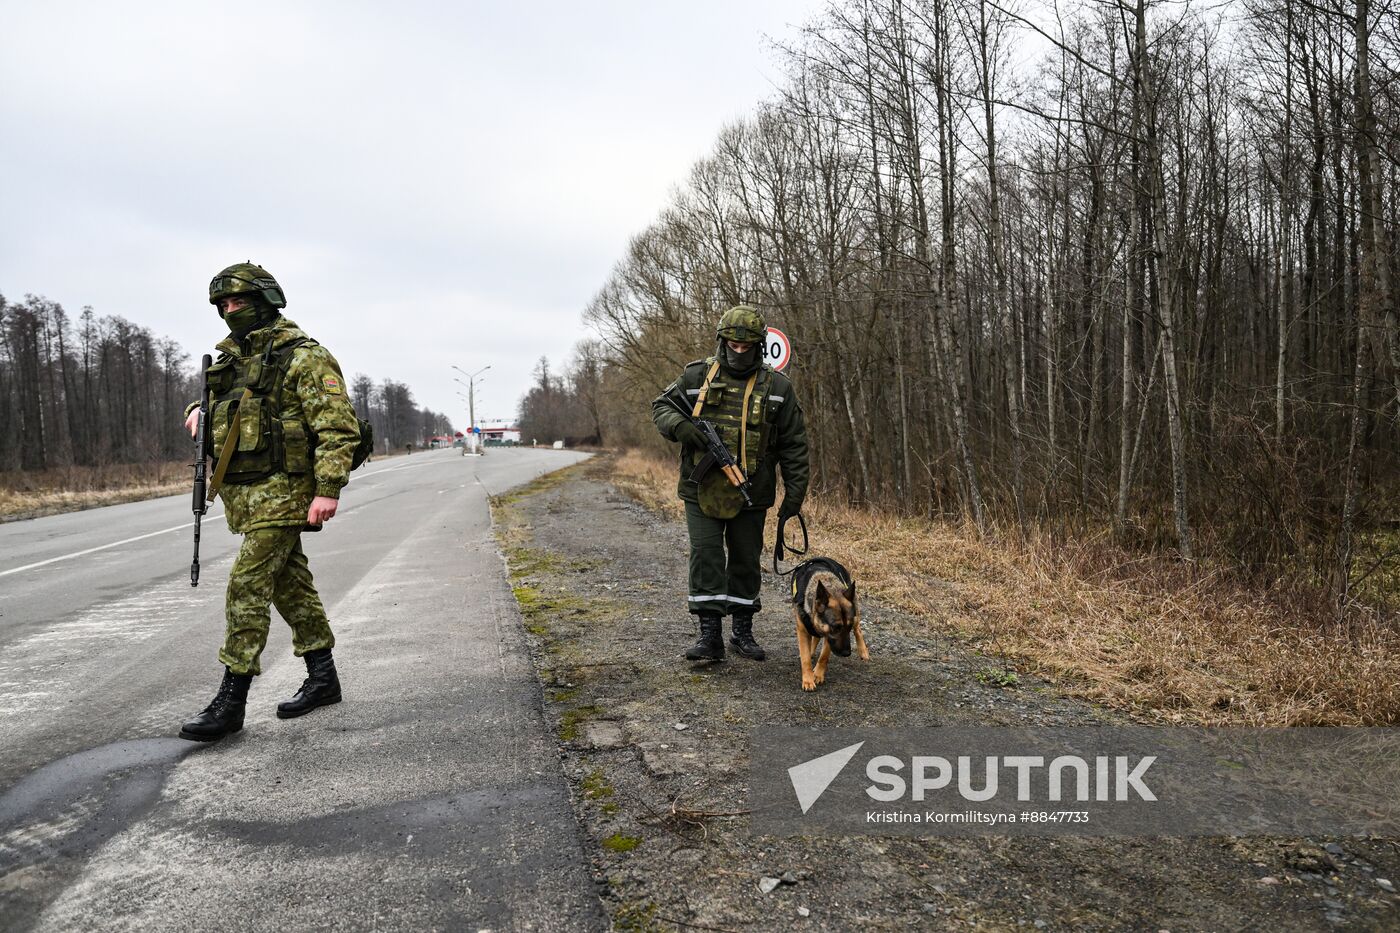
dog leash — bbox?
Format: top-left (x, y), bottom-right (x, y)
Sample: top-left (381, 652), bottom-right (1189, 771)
top-left (772, 512), bottom-right (809, 576)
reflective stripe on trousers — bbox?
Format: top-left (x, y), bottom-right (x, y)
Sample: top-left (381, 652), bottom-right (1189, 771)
top-left (684, 500), bottom-right (765, 617)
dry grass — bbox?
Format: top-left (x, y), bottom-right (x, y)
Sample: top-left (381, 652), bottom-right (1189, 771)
top-left (611, 449), bottom-right (1400, 726)
top-left (0, 445), bottom-right (436, 523)
top-left (0, 461), bottom-right (193, 522)
top-left (612, 449), bottom-right (687, 520)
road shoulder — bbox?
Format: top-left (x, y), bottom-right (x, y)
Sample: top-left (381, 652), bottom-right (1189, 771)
top-left (495, 456), bottom-right (1400, 931)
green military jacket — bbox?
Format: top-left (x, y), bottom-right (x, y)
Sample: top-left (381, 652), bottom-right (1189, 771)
top-left (190, 316), bottom-right (360, 534)
top-left (651, 358), bottom-right (809, 514)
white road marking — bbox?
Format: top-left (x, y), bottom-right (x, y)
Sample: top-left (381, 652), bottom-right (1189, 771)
top-left (361, 457), bottom-right (462, 477)
top-left (1, 452), bottom-right (573, 580)
top-left (0, 454), bottom-right (462, 579)
top-left (0, 514), bottom-right (227, 578)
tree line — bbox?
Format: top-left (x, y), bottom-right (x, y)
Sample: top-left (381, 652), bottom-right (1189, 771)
top-left (580, 0), bottom-right (1399, 600)
top-left (0, 292), bottom-right (452, 472)
top-left (348, 373), bottom-right (455, 452)
top-left (516, 352), bottom-right (605, 446)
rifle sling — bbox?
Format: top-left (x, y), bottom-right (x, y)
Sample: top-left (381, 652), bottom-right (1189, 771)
top-left (737, 370), bottom-right (758, 472)
top-left (691, 360), bottom-right (721, 417)
top-left (206, 387), bottom-right (252, 502)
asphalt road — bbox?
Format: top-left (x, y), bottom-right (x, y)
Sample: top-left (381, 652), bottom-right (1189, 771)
top-left (0, 447), bottom-right (605, 932)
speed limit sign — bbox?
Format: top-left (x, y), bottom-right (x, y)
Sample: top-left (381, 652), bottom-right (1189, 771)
top-left (765, 327), bottom-right (793, 372)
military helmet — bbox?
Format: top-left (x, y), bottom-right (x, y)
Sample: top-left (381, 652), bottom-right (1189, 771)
top-left (208, 262), bottom-right (286, 309)
top-left (715, 305), bottom-right (766, 343)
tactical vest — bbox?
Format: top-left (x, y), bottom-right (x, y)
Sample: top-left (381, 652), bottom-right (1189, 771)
top-left (205, 338), bottom-right (315, 485)
top-left (692, 358), bottom-right (774, 476)
top-left (691, 358), bottom-right (775, 517)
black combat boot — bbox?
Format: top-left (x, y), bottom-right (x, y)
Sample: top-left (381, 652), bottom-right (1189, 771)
top-left (179, 667), bottom-right (252, 742)
top-left (685, 614), bottom-right (726, 661)
top-left (276, 648), bottom-right (342, 719)
top-left (728, 614), bottom-right (767, 661)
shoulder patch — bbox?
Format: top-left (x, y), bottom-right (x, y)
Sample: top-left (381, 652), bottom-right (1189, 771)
top-left (321, 374), bottom-right (342, 394)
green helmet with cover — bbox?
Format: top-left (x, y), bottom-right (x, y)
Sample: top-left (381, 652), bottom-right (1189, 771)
top-left (715, 305), bottom-right (766, 343)
top-left (209, 262), bottom-right (287, 309)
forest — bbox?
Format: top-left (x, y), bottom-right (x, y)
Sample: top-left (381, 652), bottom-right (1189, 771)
top-left (575, 0), bottom-right (1399, 605)
top-left (0, 292), bottom-right (452, 473)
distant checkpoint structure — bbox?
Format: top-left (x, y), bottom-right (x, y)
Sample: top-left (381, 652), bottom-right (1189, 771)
top-left (473, 419), bottom-right (521, 446)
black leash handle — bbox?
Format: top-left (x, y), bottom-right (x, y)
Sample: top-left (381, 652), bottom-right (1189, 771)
top-left (773, 512), bottom-right (808, 575)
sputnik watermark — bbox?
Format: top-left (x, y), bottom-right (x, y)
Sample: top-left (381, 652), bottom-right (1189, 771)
top-left (752, 727), bottom-right (1400, 837)
top-left (864, 754), bottom-right (1156, 802)
top-left (787, 741), bottom-right (863, 814)
top-left (788, 749), bottom-right (1156, 816)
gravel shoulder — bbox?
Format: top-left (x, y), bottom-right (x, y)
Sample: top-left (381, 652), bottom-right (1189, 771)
top-left (493, 457), bottom-right (1400, 932)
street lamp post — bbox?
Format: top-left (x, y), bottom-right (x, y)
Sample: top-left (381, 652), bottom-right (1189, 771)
top-left (454, 391), bottom-right (473, 454)
top-left (452, 364), bottom-right (490, 453)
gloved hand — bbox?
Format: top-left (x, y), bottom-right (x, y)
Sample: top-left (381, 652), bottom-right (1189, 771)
top-left (778, 497), bottom-right (803, 521)
top-left (675, 420), bottom-right (705, 449)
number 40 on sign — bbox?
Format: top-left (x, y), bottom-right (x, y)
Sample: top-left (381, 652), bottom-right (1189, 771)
top-left (765, 327), bottom-right (792, 372)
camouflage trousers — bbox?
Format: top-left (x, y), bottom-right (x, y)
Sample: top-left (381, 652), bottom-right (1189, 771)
top-left (685, 501), bottom-right (766, 617)
top-left (219, 527), bottom-right (335, 676)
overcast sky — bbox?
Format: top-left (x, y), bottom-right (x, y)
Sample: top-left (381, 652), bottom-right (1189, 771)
top-left (0, 0), bottom-right (816, 428)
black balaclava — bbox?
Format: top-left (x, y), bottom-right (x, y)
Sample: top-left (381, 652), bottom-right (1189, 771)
top-left (720, 340), bottom-right (762, 377)
top-left (221, 299), bottom-right (278, 338)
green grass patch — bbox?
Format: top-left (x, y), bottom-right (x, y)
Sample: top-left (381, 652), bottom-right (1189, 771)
top-left (503, 542), bottom-right (599, 579)
top-left (975, 668), bottom-right (1021, 689)
top-left (488, 462), bottom-right (587, 511)
top-left (505, 544), bottom-right (568, 577)
top-left (511, 584), bottom-right (607, 636)
top-left (601, 833), bottom-right (642, 853)
top-left (581, 768), bottom-right (615, 800)
top-left (559, 704), bottom-right (603, 742)
top-left (508, 577), bottom-right (624, 660)
top-left (613, 900), bottom-right (660, 932)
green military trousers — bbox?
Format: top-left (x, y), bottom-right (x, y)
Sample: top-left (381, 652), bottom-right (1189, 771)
top-left (219, 527), bottom-right (336, 676)
top-left (685, 501), bottom-right (766, 618)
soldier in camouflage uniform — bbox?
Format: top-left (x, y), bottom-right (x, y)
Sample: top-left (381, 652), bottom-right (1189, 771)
top-left (178, 262), bottom-right (361, 742)
top-left (651, 306), bottom-right (809, 662)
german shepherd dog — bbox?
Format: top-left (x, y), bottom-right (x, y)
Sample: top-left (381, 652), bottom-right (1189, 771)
top-left (792, 557), bottom-right (869, 691)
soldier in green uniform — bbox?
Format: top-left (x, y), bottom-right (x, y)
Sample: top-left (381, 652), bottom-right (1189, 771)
top-left (651, 306), bottom-right (809, 661)
top-left (179, 262), bottom-right (361, 742)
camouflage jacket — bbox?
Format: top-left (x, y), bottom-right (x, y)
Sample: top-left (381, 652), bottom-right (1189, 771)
top-left (651, 359), bottom-right (809, 513)
top-left (188, 316), bottom-right (359, 534)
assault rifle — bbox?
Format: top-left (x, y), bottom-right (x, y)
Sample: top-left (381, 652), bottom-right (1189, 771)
top-left (658, 388), bottom-right (754, 508)
top-left (190, 354), bottom-right (212, 586)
